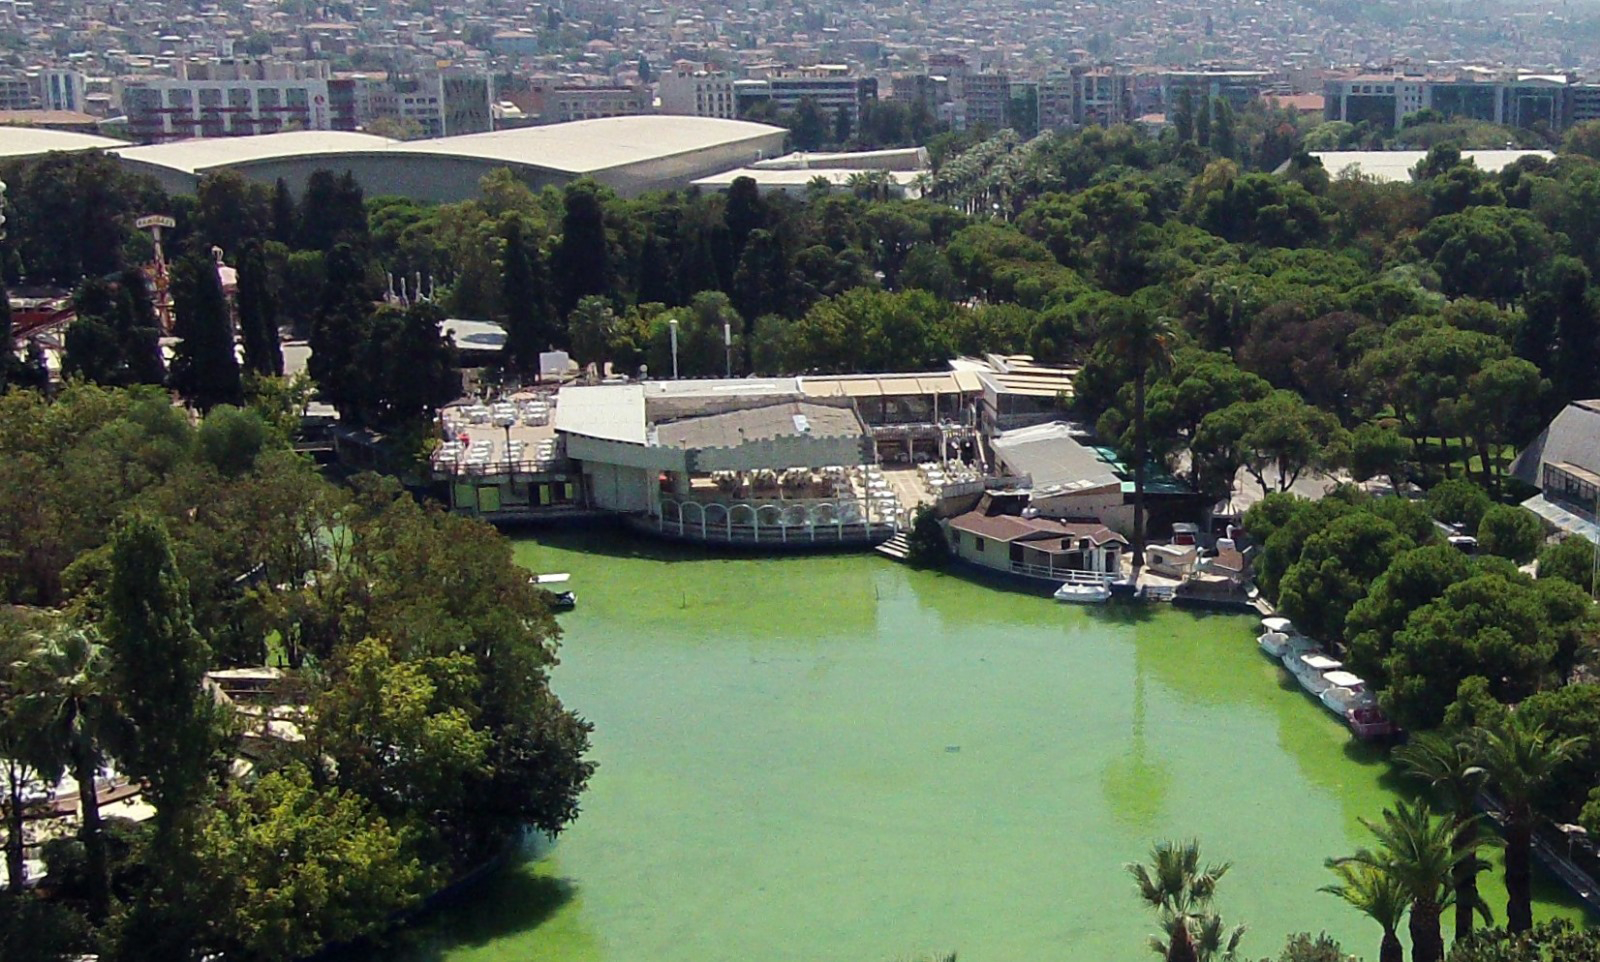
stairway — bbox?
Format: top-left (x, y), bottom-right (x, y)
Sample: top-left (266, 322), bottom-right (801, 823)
top-left (875, 532), bottom-right (911, 561)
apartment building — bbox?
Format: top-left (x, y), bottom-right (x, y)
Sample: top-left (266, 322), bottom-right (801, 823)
top-left (1038, 68), bottom-right (1134, 129)
top-left (958, 72), bottom-right (1010, 131)
top-left (517, 83), bottom-right (649, 123)
top-left (368, 71), bottom-right (492, 137)
top-left (658, 66), bottom-right (738, 119)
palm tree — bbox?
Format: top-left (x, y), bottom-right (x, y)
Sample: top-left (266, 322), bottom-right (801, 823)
top-left (1320, 860), bottom-right (1408, 962)
top-left (23, 623), bottom-right (120, 921)
top-left (1333, 798), bottom-right (1492, 962)
top-left (1470, 716), bottom-right (1589, 933)
top-left (1127, 839), bottom-right (1244, 962)
top-left (1101, 307), bottom-right (1176, 573)
top-left (1394, 731), bottom-right (1492, 942)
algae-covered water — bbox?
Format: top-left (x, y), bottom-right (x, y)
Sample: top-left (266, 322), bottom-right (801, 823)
top-left (388, 531), bottom-right (1589, 962)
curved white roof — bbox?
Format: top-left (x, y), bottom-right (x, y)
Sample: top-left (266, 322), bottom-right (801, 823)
top-left (112, 131), bottom-right (398, 174)
top-left (391, 115), bottom-right (786, 174)
top-left (0, 127), bottom-right (127, 159)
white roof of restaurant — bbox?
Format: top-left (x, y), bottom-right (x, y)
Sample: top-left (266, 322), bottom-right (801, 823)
top-left (1302, 149), bottom-right (1554, 183)
top-left (554, 383), bottom-right (646, 444)
top-left (991, 421), bottom-right (1122, 493)
top-left (0, 126), bottom-right (126, 158)
top-left (640, 377), bottom-right (800, 399)
top-left (112, 130), bottom-right (398, 173)
top-left (390, 115), bottom-right (785, 174)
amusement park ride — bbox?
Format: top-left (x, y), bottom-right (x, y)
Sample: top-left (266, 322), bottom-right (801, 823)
top-left (3, 207), bottom-right (180, 346)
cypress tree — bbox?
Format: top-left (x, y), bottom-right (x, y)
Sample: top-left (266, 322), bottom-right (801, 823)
top-left (117, 268), bottom-right (166, 385)
top-left (1211, 97), bottom-right (1236, 159)
top-left (1173, 88), bottom-right (1195, 143)
top-left (271, 177), bottom-right (297, 244)
top-left (307, 243), bottom-right (374, 422)
top-left (0, 271), bottom-right (12, 393)
top-left (1196, 94), bottom-right (1212, 148)
top-left (235, 241), bottom-right (283, 377)
top-left (553, 181), bottom-right (611, 317)
top-left (724, 176), bottom-right (767, 265)
top-left (169, 254), bottom-right (242, 411)
top-left (102, 514), bottom-right (224, 848)
top-left (500, 217), bottom-right (556, 372)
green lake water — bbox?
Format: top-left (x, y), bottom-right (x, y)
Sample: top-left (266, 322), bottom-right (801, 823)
top-left (388, 530), bottom-right (1591, 962)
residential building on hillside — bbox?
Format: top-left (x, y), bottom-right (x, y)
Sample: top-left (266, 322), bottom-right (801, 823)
top-left (658, 65), bottom-right (738, 119)
top-left (958, 71), bottom-right (1009, 130)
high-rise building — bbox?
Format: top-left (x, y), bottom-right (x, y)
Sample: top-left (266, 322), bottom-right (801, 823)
top-left (958, 72), bottom-right (1009, 131)
top-left (39, 69), bottom-right (86, 112)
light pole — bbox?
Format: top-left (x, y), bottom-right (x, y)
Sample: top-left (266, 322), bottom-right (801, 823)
top-left (723, 319), bottom-right (732, 378)
top-left (668, 317), bottom-right (680, 380)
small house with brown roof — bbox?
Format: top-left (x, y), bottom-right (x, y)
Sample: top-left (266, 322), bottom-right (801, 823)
top-left (946, 492), bottom-right (1126, 583)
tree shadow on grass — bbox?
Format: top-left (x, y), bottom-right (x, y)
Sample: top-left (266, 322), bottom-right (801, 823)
top-left (381, 869), bottom-right (580, 962)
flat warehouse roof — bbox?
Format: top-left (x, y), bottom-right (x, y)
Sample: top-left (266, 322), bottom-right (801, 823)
top-left (391, 115), bottom-right (786, 174)
top-left (0, 127), bottom-right (126, 157)
top-left (113, 131), bottom-right (398, 173)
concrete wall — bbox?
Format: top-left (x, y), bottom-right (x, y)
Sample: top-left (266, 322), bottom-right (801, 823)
top-left (565, 434), bottom-right (686, 473)
top-left (690, 434), bottom-right (870, 473)
top-left (583, 460), bottom-right (654, 513)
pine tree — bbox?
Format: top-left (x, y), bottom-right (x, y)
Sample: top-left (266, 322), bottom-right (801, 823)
top-left (235, 241), bottom-right (283, 377)
top-left (500, 217), bottom-right (556, 373)
top-left (169, 254), bottom-right (243, 411)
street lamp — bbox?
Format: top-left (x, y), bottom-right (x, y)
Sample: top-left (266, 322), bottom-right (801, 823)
top-left (723, 319), bottom-right (732, 378)
top-left (668, 317), bottom-right (680, 380)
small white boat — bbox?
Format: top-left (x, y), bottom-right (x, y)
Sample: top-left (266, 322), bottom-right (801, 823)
top-left (1054, 582), bottom-right (1113, 604)
top-left (1320, 671), bottom-right (1376, 715)
top-left (1257, 631), bottom-right (1293, 657)
top-left (1291, 653), bottom-right (1343, 696)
